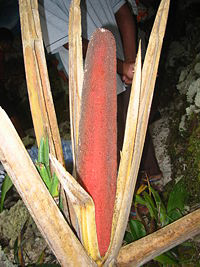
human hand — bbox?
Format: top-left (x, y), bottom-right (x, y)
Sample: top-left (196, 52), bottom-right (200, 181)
top-left (121, 61), bottom-right (135, 85)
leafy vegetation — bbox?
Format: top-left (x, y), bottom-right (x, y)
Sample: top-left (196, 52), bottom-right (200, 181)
top-left (124, 179), bottom-right (188, 265)
top-left (168, 105), bottom-right (200, 206)
top-left (0, 174), bottom-right (13, 212)
top-left (35, 137), bottom-right (59, 198)
top-left (0, 137), bottom-right (59, 212)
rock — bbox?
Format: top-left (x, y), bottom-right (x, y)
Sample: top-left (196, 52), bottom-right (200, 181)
top-left (150, 109), bottom-right (172, 186)
top-left (194, 62), bottom-right (200, 75)
top-left (0, 245), bottom-right (17, 267)
top-left (0, 200), bottom-right (51, 265)
top-left (0, 200), bottom-right (29, 248)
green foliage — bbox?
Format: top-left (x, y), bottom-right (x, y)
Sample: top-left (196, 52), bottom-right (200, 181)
top-left (134, 179), bottom-right (187, 228)
top-left (134, 194), bottom-right (146, 206)
top-left (130, 220), bottom-right (146, 241)
top-left (124, 220), bottom-right (146, 244)
top-left (150, 187), bottom-right (169, 226)
top-left (124, 179), bottom-right (187, 264)
top-left (36, 137), bottom-right (59, 198)
top-left (167, 178), bottom-right (187, 224)
top-left (169, 111), bottom-right (200, 206)
top-left (50, 172), bottom-right (59, 197)
top-left (0, 137), bottom-right (59, 213)
top-left (124, 231), bottom-right (134, 244)
top-left (0, 174), bottom-right (13, 212)
top-left (134, 186), bottom-right (169, 227)
top-left (154, 251), bottom-right (179, 265)
top-left (167, 209), bottom-right (183, 223)
top-left (143, 191), bottom-right (157, 220)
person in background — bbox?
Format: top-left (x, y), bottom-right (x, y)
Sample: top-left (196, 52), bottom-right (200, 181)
top-left (38, 0), bottom-right (162, 182)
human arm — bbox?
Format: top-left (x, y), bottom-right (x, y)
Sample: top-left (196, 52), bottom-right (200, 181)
top-left (62, 2), bottom-right (137, 85)
top-left (115, 3), bottom-right (137, 84)
top-left (117, 59), bottom-right (135, 85)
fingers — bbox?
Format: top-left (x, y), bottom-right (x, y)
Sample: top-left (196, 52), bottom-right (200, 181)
top-left (122, 75), bottom-right (132, 85)
top-left (122, 61), bottom-right (135, 84)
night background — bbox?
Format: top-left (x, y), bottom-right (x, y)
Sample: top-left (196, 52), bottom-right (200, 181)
top-left (1, 0), bottom-right (200, 265)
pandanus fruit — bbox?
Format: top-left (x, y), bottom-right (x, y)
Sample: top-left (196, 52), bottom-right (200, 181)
top-left (77, 29), bottom-right (117, 256)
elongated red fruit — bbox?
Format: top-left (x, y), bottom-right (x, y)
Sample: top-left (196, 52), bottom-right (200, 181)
top-left (77, 29), bottom-right (117, 256)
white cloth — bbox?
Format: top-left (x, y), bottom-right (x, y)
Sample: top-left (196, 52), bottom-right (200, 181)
top-left (38, 0), bottom-right (136, 94)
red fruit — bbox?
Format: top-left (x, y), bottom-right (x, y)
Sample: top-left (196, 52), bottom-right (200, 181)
top-left (77, 29), bottom-right (117, 256)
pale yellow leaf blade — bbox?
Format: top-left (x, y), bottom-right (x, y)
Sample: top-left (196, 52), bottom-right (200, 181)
top-left (19, 0), bottom-right (64, 165)
top-left (105, 0), bottom-right (170, 264)
top-left (50, 154), bottom-right (101, 263)
top-left (104, 43), bottom-right (142, 264)
top-left (68, 0), bottom-right (84, 170)
top-left (0, 107), bottom-right (95, 267)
